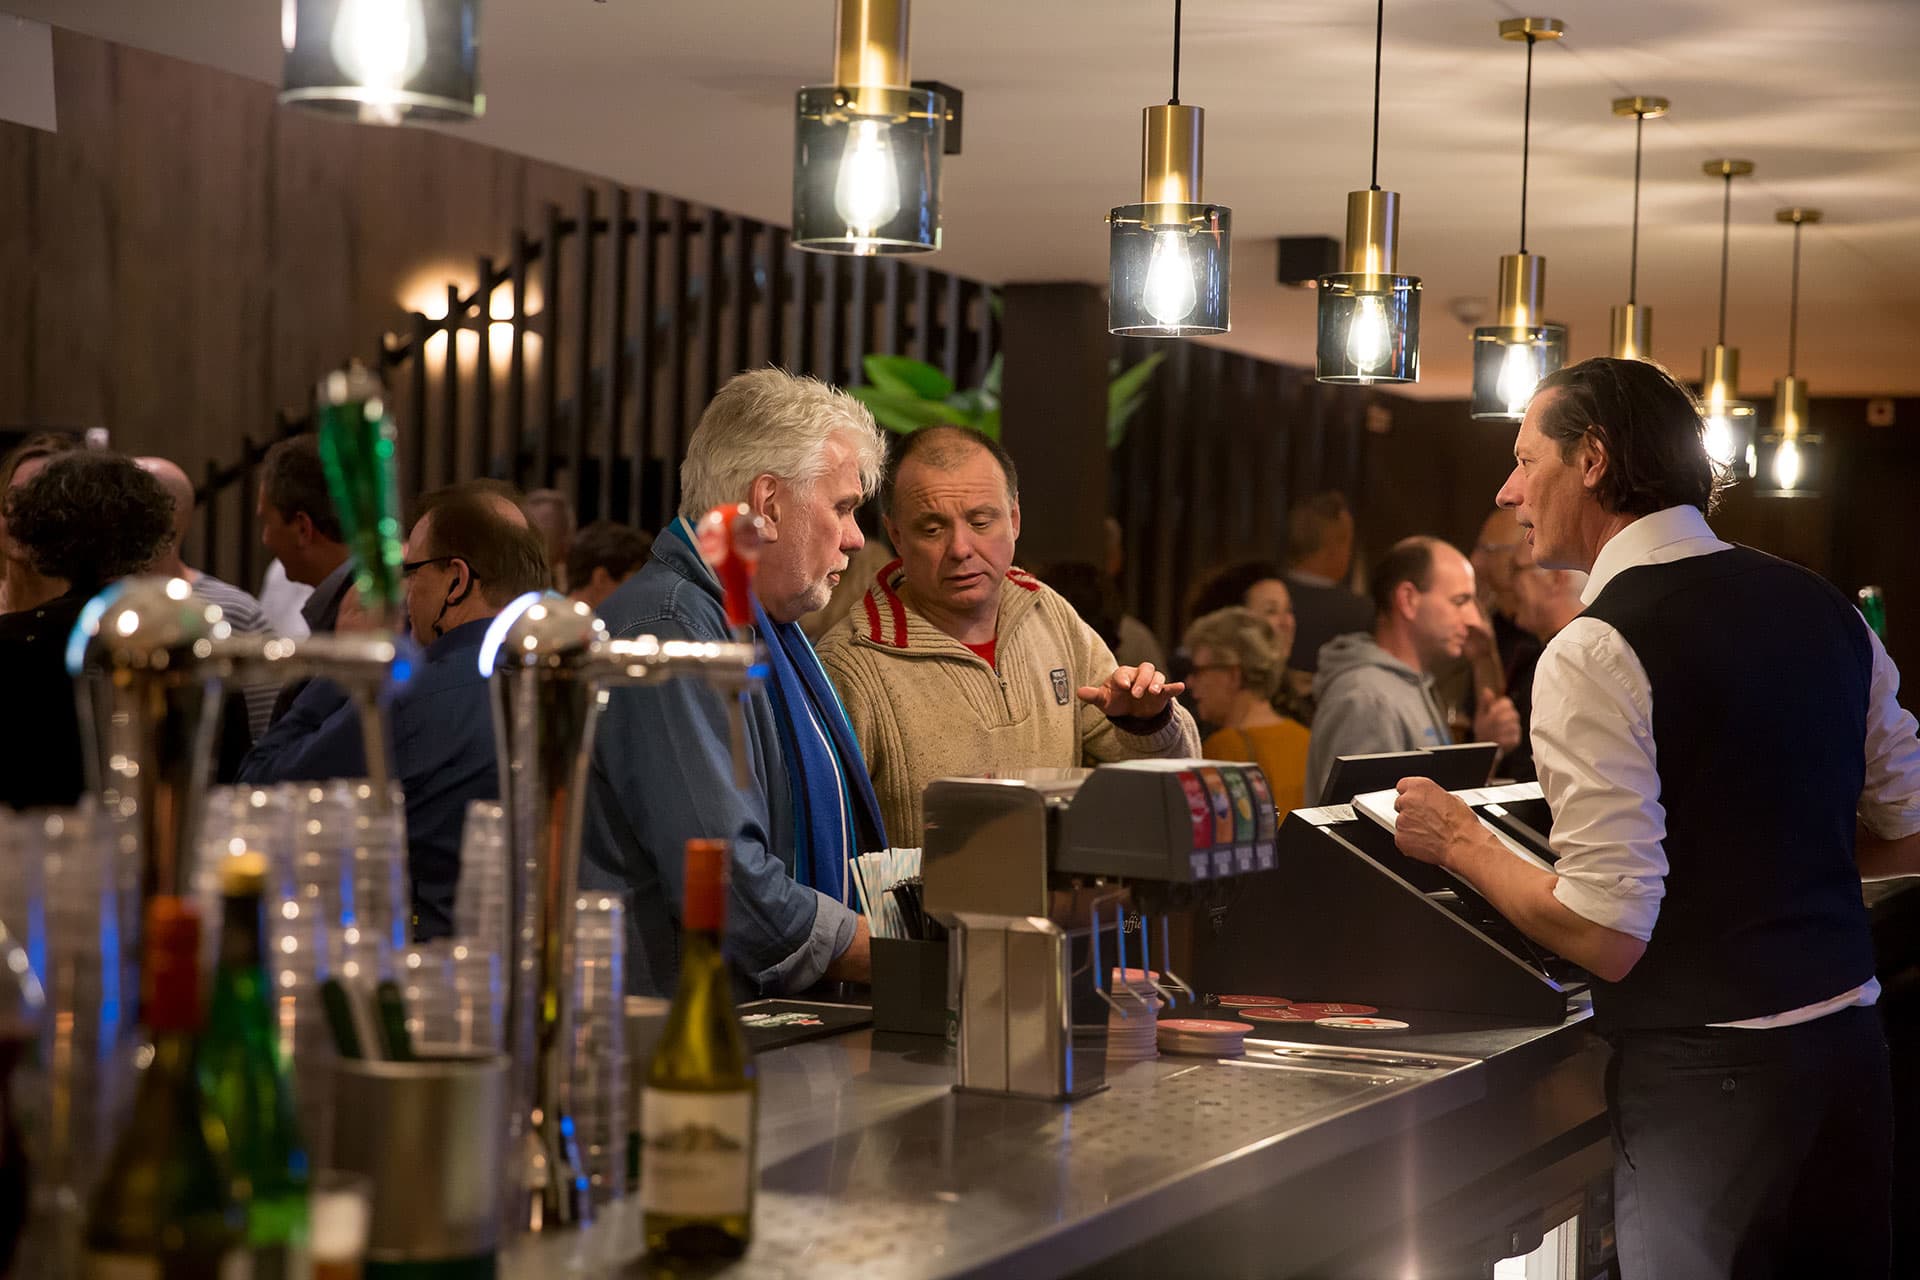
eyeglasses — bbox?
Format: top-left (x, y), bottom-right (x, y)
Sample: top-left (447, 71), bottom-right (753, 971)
top-left (401, 556), bottom-right (457, 578)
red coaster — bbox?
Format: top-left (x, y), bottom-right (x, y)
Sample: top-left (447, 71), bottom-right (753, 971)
top-left (1315, 1016), bottom-right (1410, 1031)
top-left (1157, 1018), bottom-right (1257, 1035)
top-left (1236, 1001), bottom-right (1380, 1023)
top-left (1215, 994), bottom-right (1292, 1009)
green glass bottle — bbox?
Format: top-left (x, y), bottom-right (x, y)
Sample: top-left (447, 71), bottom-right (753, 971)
top-left (1858, 585), bottom-right (1888, 642)
top-left (84, 897), bottom-right (247, 1278)
top-left (642, 839), bottom-right (757, 1263)
top-left (315, 361), bottom-right (406, 628)
top-left (201, 853), bottom-right (309, 1279)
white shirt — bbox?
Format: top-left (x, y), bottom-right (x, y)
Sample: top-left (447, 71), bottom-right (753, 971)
top-left (1530, 505), bottom-right (1920, 1028)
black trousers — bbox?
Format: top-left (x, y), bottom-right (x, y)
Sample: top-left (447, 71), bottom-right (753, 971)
top-left (1607, 1004), bottom-right (1893, 1280)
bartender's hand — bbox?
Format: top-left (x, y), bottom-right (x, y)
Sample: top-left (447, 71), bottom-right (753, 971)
top-left (822, 914), bottom-right (872, 985)
top-left (1472, 687), bottom-right (1522, 752)
top-left (1392, 777), bottom-right (1480, 868)
top-left (1078, 663), bottom-right (1185, 720)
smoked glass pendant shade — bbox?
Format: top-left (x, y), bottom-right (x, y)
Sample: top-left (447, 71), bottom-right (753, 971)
top-left (1755, 375), bottom-right (1821, 498)
top-left (793, 85), bottom-right (946, 256)
top-left (1316, 191), bottom-right (1419, 384)
top-left (1108, 204), bottom-right (1231, 336)
top-left (280, 0), bottom-right (483, 125)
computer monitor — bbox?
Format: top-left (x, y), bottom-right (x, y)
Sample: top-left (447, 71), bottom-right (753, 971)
top-left (1317, 742), bottom-right (1499, 806)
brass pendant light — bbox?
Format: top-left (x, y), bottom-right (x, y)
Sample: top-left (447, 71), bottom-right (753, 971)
top-left (1699, 159), bottom-right (1757, 480)
top-left (1470, 17), bottom-right (1568, 422)
top-left (1756, 207), bottom-right (1824, 497)
top-left (1608, 95), bottom-right (1668, 361)
top-left (1109, 0), bottom-right (1232, 336)
top-left (793, 0), bottom-right (950, 256)
top-left (1314, 0), bottom-right (1420, 384)
top-left (280, 0), bottom-right (484, 125)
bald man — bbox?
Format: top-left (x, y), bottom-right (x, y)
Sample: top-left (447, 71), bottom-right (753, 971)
top-left (138, 456), bottom-right (281, 740)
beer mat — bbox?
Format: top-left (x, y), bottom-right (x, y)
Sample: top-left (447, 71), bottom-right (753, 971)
top-left (1212, 994), bottom-right (1293, 1009)
top-left (1314, 1016), bottom-right (1410, 1031)
top-left (1157, 1019), bottom-right (1257, 1034)
top-left (736, 1000), bottom-right (873, 1052)
top-left (1235, 1002), bottom-right (1379, 1023)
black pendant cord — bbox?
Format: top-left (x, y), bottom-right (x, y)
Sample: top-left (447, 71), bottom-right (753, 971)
top-left (1787, 219), bottom-right (1803, 376)
top-left (1627, 111), bottom-right (1644, 305)
top-left (1716, 173), bottom-right (1732, 345)
top-left (1170, 0), bottom-right (1183, 105)
top-left (1369, 0), bottom-right (1385, 190)
top-left (1518, 33), bottom-right (1535, 253)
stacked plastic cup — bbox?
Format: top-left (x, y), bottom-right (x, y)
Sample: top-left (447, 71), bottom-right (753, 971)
top-left (295, 780), bottom-right (407, 983)
top-left (452, 801), bottom-right (507, 960)
top-left (571, 894), bottom-right (628, 1208)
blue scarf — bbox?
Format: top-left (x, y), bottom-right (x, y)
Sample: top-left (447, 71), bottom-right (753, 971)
top-left (668, 521), bottom-right (888, 902)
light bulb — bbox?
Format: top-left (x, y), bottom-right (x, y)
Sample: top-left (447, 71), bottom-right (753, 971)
top-left (1344, 293), bottom-right (1392, 372)
top-left (1745, 442), bottom-right (1757, 475)
top-left (331, 0), bottom-right (427, 93)
top-left (1497, 341), bottom-right (1539, 417)
top-left (833, 119), bottom-right (902, 241)
top-left (1703, 414), bottom-right (1735, 468)
top-left (1773, 438), bottom-right (1802, 491)
top-left (1142, 229), bottom-right (1199, 327)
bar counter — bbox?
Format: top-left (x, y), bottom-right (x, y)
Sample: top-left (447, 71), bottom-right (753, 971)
top-left (505, 995), bottom-right (1611, 1278)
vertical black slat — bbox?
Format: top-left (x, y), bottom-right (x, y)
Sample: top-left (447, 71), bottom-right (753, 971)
top-left (913, 265), bottom-right (934, 363)
top-left (1150, 343), bottom-right (1193, 642)
top-left (570, 186), bottom-right (597, 516)
top-left (846, 256), bottom-right (870, 385)
top-left (822, 252), bottom-right (844, 385)
top-left (660, 199), bottom-right (690, 525)
top-left (729, 216), bottom-right (755, 379)
top-left (238, 431), bottom-right (261, 592)
top-left (761, 226), bottom-right (787, 371)
top-left (507, 233), bottom-right (531, 489)
top-left (440, 284), bottom-right (461, 489)
top-left (1119, 339), bottom-right (1153, 619)
top-left (629, 191), bottom-right (657, 527)
top-left (793, 249), bottom-right (817, 379)
top-left (602, 186), bottom-right (631, 525)
top-left (538, 203), bottom-right (564, 489)
top-left (409, 313), bottom-right (431, 499)
top-left (201, 459), bottom-right (222, 581)
top-left (1250, 361), bottom-right (1282, 555)
top-left (973, 285), bottom-right (997, 389)
top-left (881, 259), bottom-right (906, 359)
top-left (942, 273), bottom-right (964, 385)
top-left (472, 257), bottom-right (495, 481)
top-left (698, 207), bottom-right (725, 416)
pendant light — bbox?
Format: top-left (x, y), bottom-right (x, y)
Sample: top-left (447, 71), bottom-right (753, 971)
top-left (793, 0), bottom-right (948, 256)
top-left (1470, 17), bottom-right (1568, 422)
top-left (1608, 96), bottom-right (1667, 361)
top-left (1756, 207), bottom-right (1824, 497)
top-left (279, 0), bottom-right (484, 125)
top-left (1315, 0), bottom-right (1420, 384)
top-left (1108, 0), bottom-right (1231, 337)
top-left (1699, 159), bottom-right (1757, 480)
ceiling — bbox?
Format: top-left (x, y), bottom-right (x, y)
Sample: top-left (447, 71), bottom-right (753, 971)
top-left (12, 0), bottom-right (1920, 398)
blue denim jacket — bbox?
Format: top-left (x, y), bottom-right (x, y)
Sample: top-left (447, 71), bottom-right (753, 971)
top-left (236, 618), bottom-right (498, 940)
top-left (578, 529), bottom-right (857, 998)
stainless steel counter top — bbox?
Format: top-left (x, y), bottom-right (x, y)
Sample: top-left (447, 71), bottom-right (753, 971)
top-left (503, 1001), bottom-right (1599, 1278)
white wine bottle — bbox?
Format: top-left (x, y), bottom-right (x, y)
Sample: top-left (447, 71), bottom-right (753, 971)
top-left (641, 838), bottom-right (756, 1263)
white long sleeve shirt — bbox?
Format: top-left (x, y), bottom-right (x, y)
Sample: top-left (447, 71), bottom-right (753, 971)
top-left (1530, 505), bottom-right (1920, 1028)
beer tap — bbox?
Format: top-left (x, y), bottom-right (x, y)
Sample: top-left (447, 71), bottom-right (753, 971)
top-left (480, 505), bottom-right (763, 1234)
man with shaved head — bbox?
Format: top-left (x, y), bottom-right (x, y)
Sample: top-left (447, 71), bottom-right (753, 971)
top-left (138, 456), bottom-right (280, 738)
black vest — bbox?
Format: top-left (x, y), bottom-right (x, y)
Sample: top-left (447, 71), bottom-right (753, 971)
top-left (1579, 545), bottom-right (1876, 1032)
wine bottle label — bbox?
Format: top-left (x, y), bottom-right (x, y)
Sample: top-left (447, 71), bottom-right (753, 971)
top-left (640, 1088), bottom-right (753, 1216)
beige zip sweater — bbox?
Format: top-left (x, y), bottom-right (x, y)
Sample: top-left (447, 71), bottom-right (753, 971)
top-left (816, 560), bottom-right (1200, 847)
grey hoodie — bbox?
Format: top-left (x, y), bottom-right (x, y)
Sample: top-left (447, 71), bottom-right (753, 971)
top-left (1303, 632), bottom-right (1452, 803)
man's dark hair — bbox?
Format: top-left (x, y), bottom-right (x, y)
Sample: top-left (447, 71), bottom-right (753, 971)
top-left (1185, 559), bottom-right (1283, 629)
top-left (410, 478), bottom-right (528, 529)
top-left (1368, 536), bottom-right (1440, 618)
top-left (259, 435), bottom-right (343, 543)
top-left (414, 495), bottom-right (550, 608)
top-left (881, 424), bottom-right (1020, 517)
top-left (1034, 560), bottom-right (1122, 652)
top-left (1534, 357), bottom-right (1717, 517)
top-left (1286, 491), bottom-right (1352, 564)
top-left (0, 431), bottom-right (81, 492)
top-left (567, 520), bottom-right (654, 590)
top-left (5, 452), bottom-right (174, 587)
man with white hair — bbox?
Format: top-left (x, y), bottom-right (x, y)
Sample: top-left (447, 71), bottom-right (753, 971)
top-left (579, 369), bottom-right (889, 998)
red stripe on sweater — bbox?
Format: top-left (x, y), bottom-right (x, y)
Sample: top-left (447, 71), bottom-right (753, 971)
top-left (862, 586), bottom-right (883, 644)
top-left (1005, 566), bottom-right (1042, 593)
top-left (872, 558), bottom-right (909, 648)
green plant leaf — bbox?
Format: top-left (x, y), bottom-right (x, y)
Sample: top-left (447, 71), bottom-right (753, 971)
top-left (974, 407), bottom-right (1002, 441)
top-left (1106, 351), bottom-right (1167, 447)
top-left (863, 354), bottom-right (953, 401)
top-left (848, 385), bottom-right (966, 435)
top-left (980, 352), bottom-right (1004, 398)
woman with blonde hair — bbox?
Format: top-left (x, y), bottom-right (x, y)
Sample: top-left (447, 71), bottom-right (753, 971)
top-left (1183, 605), bottom-right (1312, 813)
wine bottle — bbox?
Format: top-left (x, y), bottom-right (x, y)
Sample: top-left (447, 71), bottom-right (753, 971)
top-left (641, 839), bottom-right (757, 1262)
top-left (201, 853), bottom-right (309, 1279)
top-left (84, 896), bottom-right (246, 1278)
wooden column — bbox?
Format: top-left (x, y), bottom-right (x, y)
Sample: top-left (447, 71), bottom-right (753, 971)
top-left (1000, 282), bottom-right (1108, 567)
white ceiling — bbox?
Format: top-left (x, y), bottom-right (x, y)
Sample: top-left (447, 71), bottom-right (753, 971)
top-left (12, 0), bottom-right (1920, 397)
